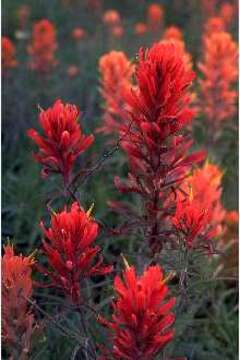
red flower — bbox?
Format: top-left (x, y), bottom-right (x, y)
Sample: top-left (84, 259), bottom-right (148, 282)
top-left (219, 2), bottom-right (234, 28)
top-left (198, 31), bottom-right (238, 141)
top-left (204, 17), bottom-right (225, 35)
top-left (27, 99), bottom-right (94, 185)
top-left (110, 42), bottom-right (206, 252)
top-left (2, 37), bottom-right (18, 70)
top-left (103, 10), bottom-right (121, 26)
top-left (39, 202), bottom-right (112, 304)
top-left (99, 264), bottom-right (176, 360)
top-left (172, 189), bottom-right (213, 249)
top-left (2, 245), bottom-right (35, 357)
top-left (28, 19), bottom-right (58, 73)
top-left (186, 162), bottom-right (225, 233)
top-left (147, 3), bottom-right (164, 32)
top-left (134, 23), bottom-right (147, 36)
top-left (71, 27), bottom-right (86, 41)
top-left (67, 64), bottom-right (79, 78)
top-left (172, 162), bottom-right (225, 249)
top-left (111, 25), bottom-right (124, 38)
top-left (225, 210), bottom-right (238, 226)
top-left (97, 51), bottom-right (134, 136)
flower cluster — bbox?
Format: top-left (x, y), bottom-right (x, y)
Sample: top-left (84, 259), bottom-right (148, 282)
top-left (97, 51), bottom-right (134, 136)
top-left (110, 42), bottom-right (205, 252)
top-left (27, 99), bottom-right (94, 185)
top-left (28, 19), bottom-right (58, 73)
top-left (2, 37), bottom-right (18, 70)
top-left (198, 31), bottom-right (238, 140)
top-left (39, 202), bottom-right (112, 305)
top-left (99, 264), bottom-right (176, 360)
top-left (172, 162), bottom-right (225, 250)
top-left (2, 245), bottom-right (35, 358)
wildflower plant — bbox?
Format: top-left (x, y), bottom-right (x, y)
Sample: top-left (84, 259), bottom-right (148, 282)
top-left (109, 41), bottom-right (206, 253)
top-left (2, 245), bottom-right (36, 359)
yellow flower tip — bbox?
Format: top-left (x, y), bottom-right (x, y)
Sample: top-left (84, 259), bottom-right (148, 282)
top-left (87, 202), bottom-right (95, 218)
top-left (47, 205), bottom-right (57, 216)
top-left (189, 186), bottom-right (194, 202)
top-left (121, 253), bottom-right (130, 269)
top-left (29, 249), bottom-right (38, 263)
top-left (37, 104), bottom-right (44, 113)
top-left (162, 271), bottom-right (176, 285)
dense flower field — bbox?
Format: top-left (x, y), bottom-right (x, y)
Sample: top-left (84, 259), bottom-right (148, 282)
top-left (2, 1), bottom-right (238, 359)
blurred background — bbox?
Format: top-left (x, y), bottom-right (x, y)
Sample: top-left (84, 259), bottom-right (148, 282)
top-left (2, 0), bottom-right (238, 359)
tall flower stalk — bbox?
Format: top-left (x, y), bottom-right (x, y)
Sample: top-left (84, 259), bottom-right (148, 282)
top-left (2, 245), bottom-right (36, 360)
top-left (198, 31), bottom-right (238, 144)
top-left (110, 41), bottom-right (206, 253)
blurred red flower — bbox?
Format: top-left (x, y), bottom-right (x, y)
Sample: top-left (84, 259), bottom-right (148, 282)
top-left (99, 264), bottom-right (176, 360)
top-left (2, 245), bottom-right (35, 357)
top-left (172, 162), bottom-right (225, 250)
top-left (147, 3), bottom-right (164, 31)
top-left (134, 22), bottom-right (147, 35)
top-left (204, 16), bottom-right (225, 35)
top-left (28, 19), bottom-right (58, 73)
top-left (219, 2), bottom-right (234, 27)
top-left (198, 31), bottom-right (238, 140)
top-left (201, 0), bottom-right (217, 16)
top-left (97, 51), bottom-right (134, 136)
top-left (67, 64), bottom-right (79, 77)
top-left (163, 26), bottom-right (183, 41)
top-left (225, 210), bottom-right (239, 226)
top-left (111, 25), bottom-right (124, 38)
top-left (27, 99), bottom-right (94, 185)
top-left (103, 10), bottom-right (121, 26)
top-left (2, 37), bottom-right (18, 70)
top-left (71, 27), bottom-right (86, 41)
top-left (39, 202), bottom-right (112, 304)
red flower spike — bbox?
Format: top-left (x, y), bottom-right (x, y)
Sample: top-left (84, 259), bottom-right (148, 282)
top-left (172, 162), bottom-right (225, 250)
top-left (219, 2), bottom-right (235, 28)
top-left (98, 264), bottom-right (176, 360)
top-left (2, 245), bottom-right (35, 357)
top-left (39, 202), bottom-right (112, 305)
top-left (198, 31), bottom-right (238, 140)
top-left (28, 19), bottom-right (58, 73)
top-left (97, 50), bottom-right (134, 136)
top-left (147, 3), bottom-right (164, 32)
top-left (110, 41), bottom-right (206, 252)
top-left (2, 37), bottom-right (18, 70)
top-left (27, 99), bottom-right (94, 185)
